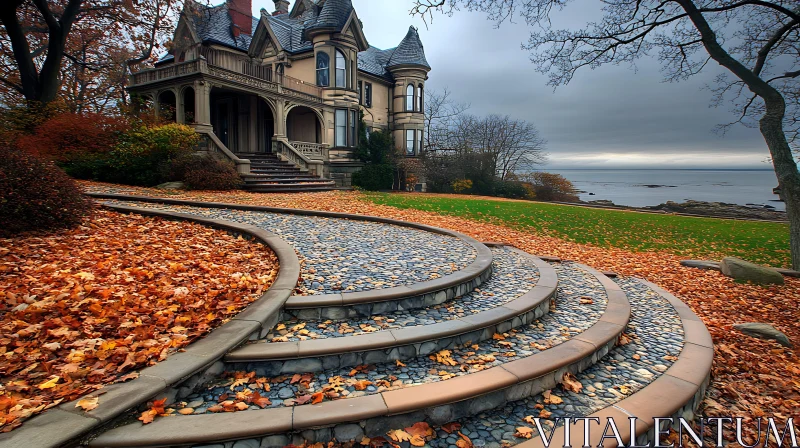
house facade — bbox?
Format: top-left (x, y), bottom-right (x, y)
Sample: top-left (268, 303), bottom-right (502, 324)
top-left (128, 0), bottom-right (431, 191)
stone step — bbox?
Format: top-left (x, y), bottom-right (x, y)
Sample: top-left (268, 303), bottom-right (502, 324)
top-left (244, 177), bottom-right (322, 182)
top-left (242, 183), bottom-right (338, 192)
top-left (87, 260), bottom-right (631, 448)
top-left (225, 247), bottom-right (555, 373)
top-left (243, 177), bottom-right (335, 184)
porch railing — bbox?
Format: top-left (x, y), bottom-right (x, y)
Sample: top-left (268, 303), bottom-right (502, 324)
top-left (131, 59), bottom-right (201, 85)
top-left (130, 48), bottom-right (322, 101)
top-left (289, 141), bottom-right (328, 161)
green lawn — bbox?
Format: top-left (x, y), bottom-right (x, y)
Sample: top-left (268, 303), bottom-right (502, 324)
top-left (362, 193), bottom-right (791, 268)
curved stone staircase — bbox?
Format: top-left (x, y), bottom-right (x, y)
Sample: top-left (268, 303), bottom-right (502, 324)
top-left (0, 194), bottom-right (711, 448)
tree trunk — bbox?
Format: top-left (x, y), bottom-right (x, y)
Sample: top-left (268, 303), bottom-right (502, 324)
top-left (760, 95), bottom-right (800, 269)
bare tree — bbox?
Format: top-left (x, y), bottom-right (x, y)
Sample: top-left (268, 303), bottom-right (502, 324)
top-left (469, 114), bottom-right (547, 179)
top-left (413, 0), bottom-right (800, 269)
top-left (423, 87), bottom-right (470, 152)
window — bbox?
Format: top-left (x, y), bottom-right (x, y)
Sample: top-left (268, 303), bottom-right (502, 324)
top-left (419, 129), bottom-right (424, 153)
top-left (365, 127), bottom-right (371, 141)
top-left (335, 109), bottom-right (347, 147)
top-left (358, 81), bottom-right (363, 103)
top-left (417, 84), bottom-right (423, 112)
top-left (316, 52), bottom-right (330, 87)
top-left (406, 129), bottom-right (415, 155)
top-left (335, 49), bottom-right (346, 88)
top-left (406, 85), bottom-right (414, 111)
top-left (350, 110), bottom-right (356, 146)
top-left (364, 83), bottom-right (372, 108)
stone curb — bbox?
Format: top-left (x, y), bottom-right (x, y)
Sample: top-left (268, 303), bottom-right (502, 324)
top-left (87, 260), bottom-right (631, 448)
top-left (516, 279), bottom-right (713, 448)
top-left (224, 252), bottom-right (557, 374)
top-left (86, 193), bottom-right (495, 316)
top-left (0, 205), bottom-right (301, 448)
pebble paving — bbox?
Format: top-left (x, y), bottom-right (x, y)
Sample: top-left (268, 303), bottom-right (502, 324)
top-left (259, 247), bottom-right (539, 342)
top-left (100, 200), bottom-right (477, 295)
top-left (172, 261), bottom-right (608, 415)
top-left (428, 277), bottom-right (685, 448)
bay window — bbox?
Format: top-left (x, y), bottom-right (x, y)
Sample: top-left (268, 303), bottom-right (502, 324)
top-left (406, 129), bottom-right (415, 155)
top-left (335, 109), bottom-right (347, 147)
top-left (316, 52), bottom-right (329, 87)
top-left (406, 84), bottom-right (414, 111)
top-left (335, 50), bottom-right (346, 88)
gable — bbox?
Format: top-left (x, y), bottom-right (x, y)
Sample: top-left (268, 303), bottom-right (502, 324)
top-left (340, 11), bottom-right (368, 51)
top-left (173, 14), bottom-right (200, 52)
top-left (249, 14), bottom-right (284, 58)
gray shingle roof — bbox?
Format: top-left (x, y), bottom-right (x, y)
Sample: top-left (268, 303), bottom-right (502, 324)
top-left (306, 0), bottom-right (353, 31)
top-left (386, 26), bottom-right (430, 69)
top-left (357, 46), bottom-right (394, 81)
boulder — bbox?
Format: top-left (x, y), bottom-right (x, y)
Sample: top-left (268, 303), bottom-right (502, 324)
top-left (720, 257), bottom-right (784, 285)
top-left (733, 323), bottom-right (792, 347)
top-left (155, 181), bottom-right (185, 190)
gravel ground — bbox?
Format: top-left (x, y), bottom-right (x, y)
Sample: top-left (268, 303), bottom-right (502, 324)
top-left (427, 277), bottom-right (685, 448)
top-left (172, 261), bottom-right (608, 415)
top-left (100, 200), bottom-right (477, 295)
top-left (258, 247), bottom-right (539, 342)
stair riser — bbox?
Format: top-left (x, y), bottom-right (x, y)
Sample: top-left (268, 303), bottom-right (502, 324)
top-left (226, 294), bottom-right (549, 375)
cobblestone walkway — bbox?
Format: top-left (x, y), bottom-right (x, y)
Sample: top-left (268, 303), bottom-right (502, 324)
top-left (428, 277), bottom-right (685, 448)
top-left (258, 247), bottom-right (539, 343)
top-left (101, 200), bottom-right (477, 295)
top-left (174, 261), bottom-right (607, 414)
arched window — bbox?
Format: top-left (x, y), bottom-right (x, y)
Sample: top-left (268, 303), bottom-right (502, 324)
top-left (335, 49), bottom-right (346, 88)
top-left (417, 84), bottom-right (423, 112)
top-left (406, 84), bottom-right (414, 111)
top-left (316, 52), bottom-right (329, 87)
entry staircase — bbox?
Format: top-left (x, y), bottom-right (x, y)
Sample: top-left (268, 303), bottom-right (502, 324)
top-left (237, 153), bottom-right (336, 193)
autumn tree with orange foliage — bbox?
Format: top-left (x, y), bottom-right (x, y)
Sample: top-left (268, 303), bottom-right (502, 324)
top-left (0, 0), bottom-right (181, 111)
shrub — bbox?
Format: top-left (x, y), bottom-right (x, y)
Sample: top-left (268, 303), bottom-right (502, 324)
top-left (493, 180), bottom-right (531, 199)
top-left (68, 123), bottom-right (199, 186)
top-left (15, 112), bottom-right (129, 163)
top-left (353, 164), bottom-right (394, 191)
top-left (451, 179), bottom-right (473, 193)
top-left (170, 154), bottom-right (242, 190)
top-left (523, 172), bottom-right (579, 202)
top-left (0, 148), bottom-right (92, 236)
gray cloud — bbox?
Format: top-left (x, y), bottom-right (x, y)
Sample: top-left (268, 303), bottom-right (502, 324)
top-left (253, 0), bottom-right (771, 169)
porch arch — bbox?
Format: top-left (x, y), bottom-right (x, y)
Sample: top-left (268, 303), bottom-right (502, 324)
top-left (157, 89), bottom-right (177, 122)
top-left (286, 105), bottom-right (323, 144)
top-left (180, 85), bottom-right (196, 124)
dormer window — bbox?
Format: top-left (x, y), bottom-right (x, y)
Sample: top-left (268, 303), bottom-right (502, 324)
top-left (316, 52), bottom-right (330, 87)
top-left (406, 84), bottom-right (414, 111)
top-left (335, 49), bottom-right (346, 88)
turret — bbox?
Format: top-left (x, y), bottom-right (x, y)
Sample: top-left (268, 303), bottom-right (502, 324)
top-left (388, 27), bottom-right (431, 157)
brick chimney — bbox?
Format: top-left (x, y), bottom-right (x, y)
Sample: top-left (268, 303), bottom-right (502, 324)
top-left (273, 0), bottom-right (289, 15)
top-left (228, 0), bottom-right (252, 37)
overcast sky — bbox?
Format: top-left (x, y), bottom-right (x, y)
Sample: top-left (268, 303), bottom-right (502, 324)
top-left (253, 0), bottom-right (772, 170)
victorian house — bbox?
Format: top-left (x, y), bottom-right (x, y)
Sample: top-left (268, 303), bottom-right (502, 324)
top-left (128, 0), bottom-right (431, 191)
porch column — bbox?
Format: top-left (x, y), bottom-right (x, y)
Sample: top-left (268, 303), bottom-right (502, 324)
top-left (176, 88), bottom-right (185, 124)
top-left (193, 80), bottom-right (212, 132)
top-left (152, 91), bottom-right (160, 120)
top-left (275, 100), bottom-right (286, 138)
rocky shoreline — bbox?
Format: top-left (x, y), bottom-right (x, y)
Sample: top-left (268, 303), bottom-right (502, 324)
top-left (581, 199), bottom-right (787, 221)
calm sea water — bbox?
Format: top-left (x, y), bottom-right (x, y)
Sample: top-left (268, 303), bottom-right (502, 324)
top-left (549, 169), bottom-right (784, 211)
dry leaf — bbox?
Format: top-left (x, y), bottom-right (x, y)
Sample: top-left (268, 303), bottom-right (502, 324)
top-left (75, 396), bottom-right (99, 411)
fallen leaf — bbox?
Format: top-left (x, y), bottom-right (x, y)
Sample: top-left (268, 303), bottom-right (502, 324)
top-left (75, 396), bottom-right (99, 411)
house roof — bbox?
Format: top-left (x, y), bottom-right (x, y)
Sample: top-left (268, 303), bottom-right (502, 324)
top-left (181, 0), bottom-right (428, 81)
top-left (386, 26), bottom-right (430, 70)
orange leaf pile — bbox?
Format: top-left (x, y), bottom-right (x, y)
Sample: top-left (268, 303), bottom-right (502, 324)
top-left (0, 209), bottom-right (279, 431)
